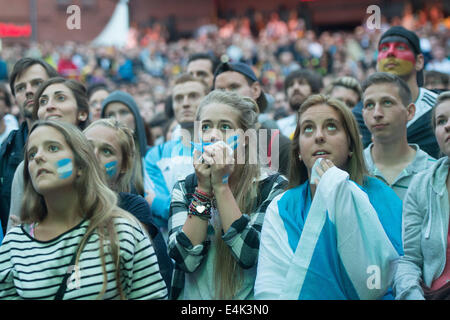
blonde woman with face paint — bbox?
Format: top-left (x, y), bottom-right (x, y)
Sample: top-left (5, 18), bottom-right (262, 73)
top-left (83, 118), bottom-right (173, 293)
top-left (167, 90), bottom-right (288, 300)
top-left (0, 120), bottom-right (167, 300)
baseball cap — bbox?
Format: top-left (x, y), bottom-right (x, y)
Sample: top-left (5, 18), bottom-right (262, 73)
top-left (378, 26), bottom-right (424, 87)
top-left (213, 62), bottom-right (268, 113)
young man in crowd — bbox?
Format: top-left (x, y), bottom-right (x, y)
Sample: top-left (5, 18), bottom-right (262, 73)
top-left (362, 72), bottom-right (435, 201)
top-left (145, 74), bottom-right (208, 235)
top-left (0, 58), bottom-right (58, 234)
top-left (353, 26), bottom-right (439, 158)
top-left (186, 53), bottom-right (219, 91)
top-left (324, 76), bottom-right (362, 110)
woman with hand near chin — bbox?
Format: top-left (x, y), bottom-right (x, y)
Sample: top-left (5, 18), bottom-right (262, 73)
top-left (167, 90), bottom-right (288, 300)
top-left (255, 94), bottom-right (403, 300)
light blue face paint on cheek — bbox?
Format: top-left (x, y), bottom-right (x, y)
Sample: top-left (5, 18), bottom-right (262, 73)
top-left (105, 160), bottom-right (118, 178)
top-left (226, 135), bottom-right (239, 150)
top-left (190, 141), bottom-right (212, 153)
top-left (56, 158), bottom-right (73, 179)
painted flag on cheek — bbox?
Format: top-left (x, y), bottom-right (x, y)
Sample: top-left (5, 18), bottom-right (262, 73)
top-left (105, 160), bottom-right (118, 177)
top-left (56, 158), bottom-right (74, 179)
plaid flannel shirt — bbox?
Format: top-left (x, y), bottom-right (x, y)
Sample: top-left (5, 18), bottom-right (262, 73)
top-left (167, 171), bottom-right (288, 299)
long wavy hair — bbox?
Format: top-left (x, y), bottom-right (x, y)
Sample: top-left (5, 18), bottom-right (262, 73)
top-left (195, 90), bottom-right (260, 299)
top-left (288, 94), bottom-right (367, 189)
top-left (84, 118), bottom-right (136, 193)
top-left (22, 120), bottom-right (138, 299)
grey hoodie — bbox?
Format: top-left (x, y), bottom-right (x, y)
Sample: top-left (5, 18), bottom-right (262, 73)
top-left (101, 91), bottom-right (150, 196)
top-left (101, 90), bottom-right (148, 158)
top-left (393, 157), bottom-right (450, 300)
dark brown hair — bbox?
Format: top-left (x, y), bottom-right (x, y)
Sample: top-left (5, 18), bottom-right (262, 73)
top-left (32, 77), bottom-right (90, 129)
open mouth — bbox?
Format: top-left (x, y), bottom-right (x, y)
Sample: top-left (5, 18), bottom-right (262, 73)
top-left (46, 115), bottom-right (62, 120)
top-left (312, 150), bottom-right (330, 157)
top-left (36, 168), bottom-right (52, 177)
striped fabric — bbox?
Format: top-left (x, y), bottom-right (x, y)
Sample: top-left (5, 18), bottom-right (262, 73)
top-left (0, 218), bottom-right (168, 300)
top-left (167, 170), bottom-right (288, 299)
top-left (408, 88), bottom-right (437, 128)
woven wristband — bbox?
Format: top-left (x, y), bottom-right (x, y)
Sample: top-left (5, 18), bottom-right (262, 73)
top-left (189, 200), bottom-right (212, 220)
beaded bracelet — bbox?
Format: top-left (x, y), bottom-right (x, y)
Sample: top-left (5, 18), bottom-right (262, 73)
top-left (195, 188), bottom-right (212, 201)
top-left (188, 199), bottom-right (212, 220)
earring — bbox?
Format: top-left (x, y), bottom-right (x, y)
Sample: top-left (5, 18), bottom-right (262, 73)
top-left (298, 154), bottom-right (302, 161)
top-left (349, 151), bottom-right (353, 158)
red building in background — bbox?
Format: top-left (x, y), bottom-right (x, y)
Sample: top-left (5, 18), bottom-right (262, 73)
top-left (0, 0), bottom-right (446, 45)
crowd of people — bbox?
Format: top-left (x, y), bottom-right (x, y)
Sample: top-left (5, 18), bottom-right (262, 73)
top-left (0, 3), bottom-right (449, 300)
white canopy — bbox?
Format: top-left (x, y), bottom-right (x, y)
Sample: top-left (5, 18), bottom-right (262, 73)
top-left (91, 0), bottom-right (129, 48)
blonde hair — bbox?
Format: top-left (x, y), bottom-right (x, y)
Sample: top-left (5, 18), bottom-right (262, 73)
top-left (196, 90), bottom-right (260, 299)
top-left (288, 94), bottom-right (367, 188)
top-left (84, 118), bottom-right (136, 193)
top-left (22, 120), bottom-right (139, 299)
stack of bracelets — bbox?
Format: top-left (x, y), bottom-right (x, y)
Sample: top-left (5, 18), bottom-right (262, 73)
top-left (188, 188), bottom-right (213, 220)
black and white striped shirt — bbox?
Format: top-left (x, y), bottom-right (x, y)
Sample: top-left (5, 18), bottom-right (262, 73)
top-left (0, 218), bottom-right (168, 300)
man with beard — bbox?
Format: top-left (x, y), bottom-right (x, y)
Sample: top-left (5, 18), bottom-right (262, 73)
top-left (353, 26), bottom-right (439, 158)
top-left (0, 58), bottom-right (58, 233)
top-left (277, 69), bottom-right (323, 139)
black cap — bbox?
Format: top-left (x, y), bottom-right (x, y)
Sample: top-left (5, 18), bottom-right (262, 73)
top-left (213, 62), bottom-right (268, 113)
top-left (379, 26), bottom-right (423, 87)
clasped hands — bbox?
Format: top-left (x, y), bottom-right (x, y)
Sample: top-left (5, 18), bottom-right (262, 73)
top-left (193, 141), bottom-right (235, 194)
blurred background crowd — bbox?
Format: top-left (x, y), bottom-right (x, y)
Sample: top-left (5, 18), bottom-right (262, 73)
top-left (0, 0), bottom-right (449, 146)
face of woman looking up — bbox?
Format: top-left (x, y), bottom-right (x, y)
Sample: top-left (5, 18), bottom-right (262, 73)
top-left (37, 83), bottom-right (87, 126)
top-left (27, 125), bottom-right (78, 195)
top-left (84, 124), bottom-right (123, 184)
top-left (298, 103), bottom-right (351, 179)
top-left (434, 99), bottom-right (450, 157)
top-left (198, 102), bottom-right (244, 164)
